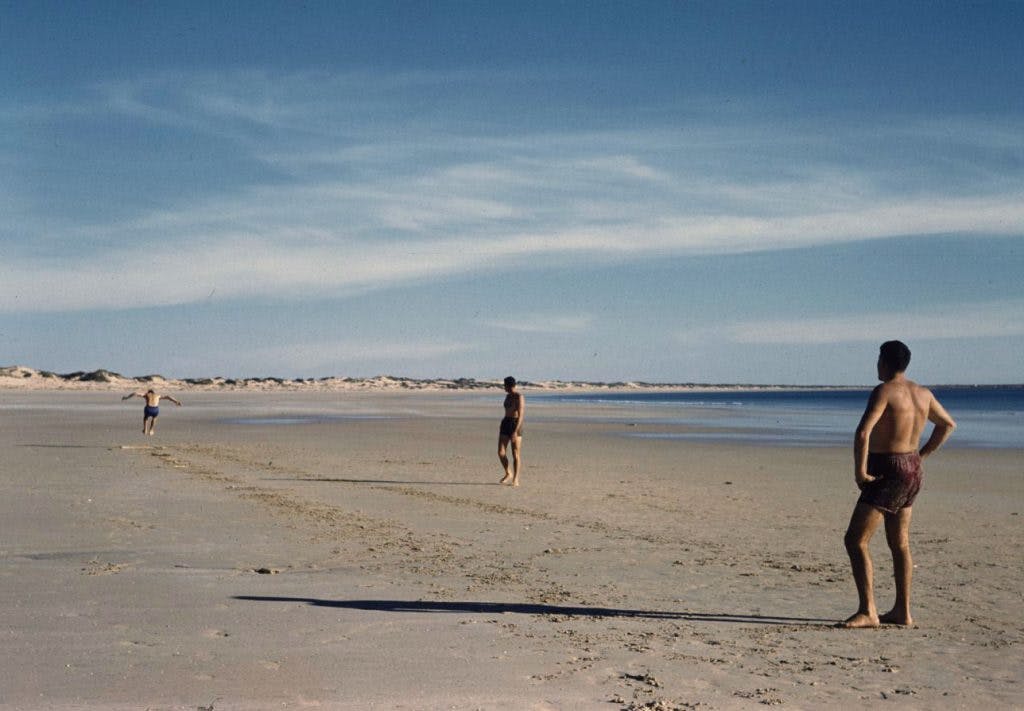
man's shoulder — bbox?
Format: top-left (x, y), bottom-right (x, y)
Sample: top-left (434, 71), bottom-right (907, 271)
top-left (872, 381), bottom-right (896, 397)
top-left (909, 380), bottom-right (935, 402)
top-left (903, 379), bottom-right (932, 396)
top-left (879, 378), bottom-right (933, 405)
top-left (872, 380), bottom-right (912, 401)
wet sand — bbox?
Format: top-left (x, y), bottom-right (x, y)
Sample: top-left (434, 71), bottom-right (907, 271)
top-left (1, 390), bottom-right (1021, 709)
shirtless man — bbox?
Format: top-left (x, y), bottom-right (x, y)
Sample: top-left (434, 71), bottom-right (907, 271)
top-left (841, 341), bottom-right (956, 628)
top-left (122, 388), bottom-right (182, 435)
top-left (498, 376), bottom-right (525, 486)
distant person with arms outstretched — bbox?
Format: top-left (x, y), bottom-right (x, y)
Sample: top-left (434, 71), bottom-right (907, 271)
top-left (841, 341), bottom-right (955, 628)
top-left (498, 376), bottom-right (524, 486)
top-left (123, 388), bottom-right (181, 435)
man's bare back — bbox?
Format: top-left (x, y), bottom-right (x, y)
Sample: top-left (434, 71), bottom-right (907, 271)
top-left (855, 368), bottom-right (955, 489)
top-left (864, 379), bottom-right (932, 452)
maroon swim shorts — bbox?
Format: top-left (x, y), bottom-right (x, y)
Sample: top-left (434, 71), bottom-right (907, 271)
top-left (858, 451), bottom-right (923, 514)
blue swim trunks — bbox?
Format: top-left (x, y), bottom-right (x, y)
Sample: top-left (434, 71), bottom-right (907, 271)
top-left (144, 405), bottom-right (159, 418)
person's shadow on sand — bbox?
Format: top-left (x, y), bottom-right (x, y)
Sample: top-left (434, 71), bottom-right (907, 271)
top-left (270, 477), bottom-right (494, 486)
top-left (233, 596), bottom-right (834, 626)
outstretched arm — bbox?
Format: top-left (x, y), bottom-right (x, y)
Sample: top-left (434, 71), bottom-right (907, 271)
top-left (122, 391), bottom-right (143, 401)
top-left (920, 392), bottom-right (955, 458)
top-left (165, 395), bottom-right (182, 406)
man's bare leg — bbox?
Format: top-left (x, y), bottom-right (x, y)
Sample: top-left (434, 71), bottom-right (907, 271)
top-left (842, 502), bottom-right (885, 628)
top-left (143, 415), bottom-right (153, 435)
top-left (498, 436), bottom-right (513, 484)
top-left (880, 507), bottom-right (914, 626)
top-left (510, 436), bottom-right (522, 486)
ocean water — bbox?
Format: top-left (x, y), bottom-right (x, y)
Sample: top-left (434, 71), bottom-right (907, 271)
top-left (535, 386), bottom-right (1023, 449)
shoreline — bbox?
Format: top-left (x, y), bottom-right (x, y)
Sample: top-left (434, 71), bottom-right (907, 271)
top-left (5, 381), bottom-right (1020, 451)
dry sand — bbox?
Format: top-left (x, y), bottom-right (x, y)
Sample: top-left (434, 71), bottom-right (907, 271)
top-left (1, 389), bottom-right (1021, 709)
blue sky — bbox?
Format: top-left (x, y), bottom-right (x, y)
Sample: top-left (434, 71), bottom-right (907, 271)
top-left (2, 1), bottom-right (1023, 384)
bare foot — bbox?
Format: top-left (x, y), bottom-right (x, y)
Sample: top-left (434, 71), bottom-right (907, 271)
top-left (839, 612), bottom-right (880, 629)
top-left (511, 478), bottom-right (519, 487)
top-left (879, 610), bottom-right (913, 626)
top-left (499, 472), bottom-right (512, 485)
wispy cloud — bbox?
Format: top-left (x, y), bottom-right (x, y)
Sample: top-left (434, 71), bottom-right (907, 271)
top-left (174, 337), bottom-right (477, 377)
top-left (727, 300), bottom-right (1024, 344)
top-left (250, 338), bottom-right (474, 363)
top-left (484, 314), bottom-right (595, 334)
top-left (6, 185), bottom-right (1023, 314)
top-left (4, 70), bottom-right (1023, 313)
top-left (5, 193), bottom-right (1023, 313)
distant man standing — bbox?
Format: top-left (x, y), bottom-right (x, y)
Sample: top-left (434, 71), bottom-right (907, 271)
top-left (123, 388), bottom-right (181, 435)
top-left (498, 376), bottom-right (524, 486)
top-left (842, 341), bottom-right (956, 628)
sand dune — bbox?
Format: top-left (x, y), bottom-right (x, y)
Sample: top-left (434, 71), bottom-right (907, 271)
top-left (1, 364), bottom-right (869, 394)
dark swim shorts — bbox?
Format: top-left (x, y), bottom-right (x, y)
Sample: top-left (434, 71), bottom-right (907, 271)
top-left (499, 416), bottom-right (520, 438)
top-left (144, 405), bottom-right (160, 418)
top-left (858, 451), bottom-right (923, 514)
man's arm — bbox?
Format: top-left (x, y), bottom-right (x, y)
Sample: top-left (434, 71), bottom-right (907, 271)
top-left (919, 391), bottom-right (955, 458)
top-left (854, 385), bottom-right (888, 488)
top-left (122, 391), bottom-right (142, 401)
top-left (515, 393), bottom-right (525, 435)
top-left (164, 395), bottom-right (182, 406)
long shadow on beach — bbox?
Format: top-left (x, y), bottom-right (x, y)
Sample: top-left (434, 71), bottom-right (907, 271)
top-left (269, 477), bottom-right (494, 486)
top-left (18, 444), bottom-right (110, 449)
top-left (233, 596), bottom-right (833, 626)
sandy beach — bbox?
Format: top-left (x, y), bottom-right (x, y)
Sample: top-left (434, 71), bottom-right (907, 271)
top-left (1, 388), bottom-right (1021, 709)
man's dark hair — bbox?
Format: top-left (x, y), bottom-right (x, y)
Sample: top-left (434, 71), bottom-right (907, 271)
top-left (503, 376), bottom-right (516, 388)
top-left (879, 340), bottom-right (911, 372)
